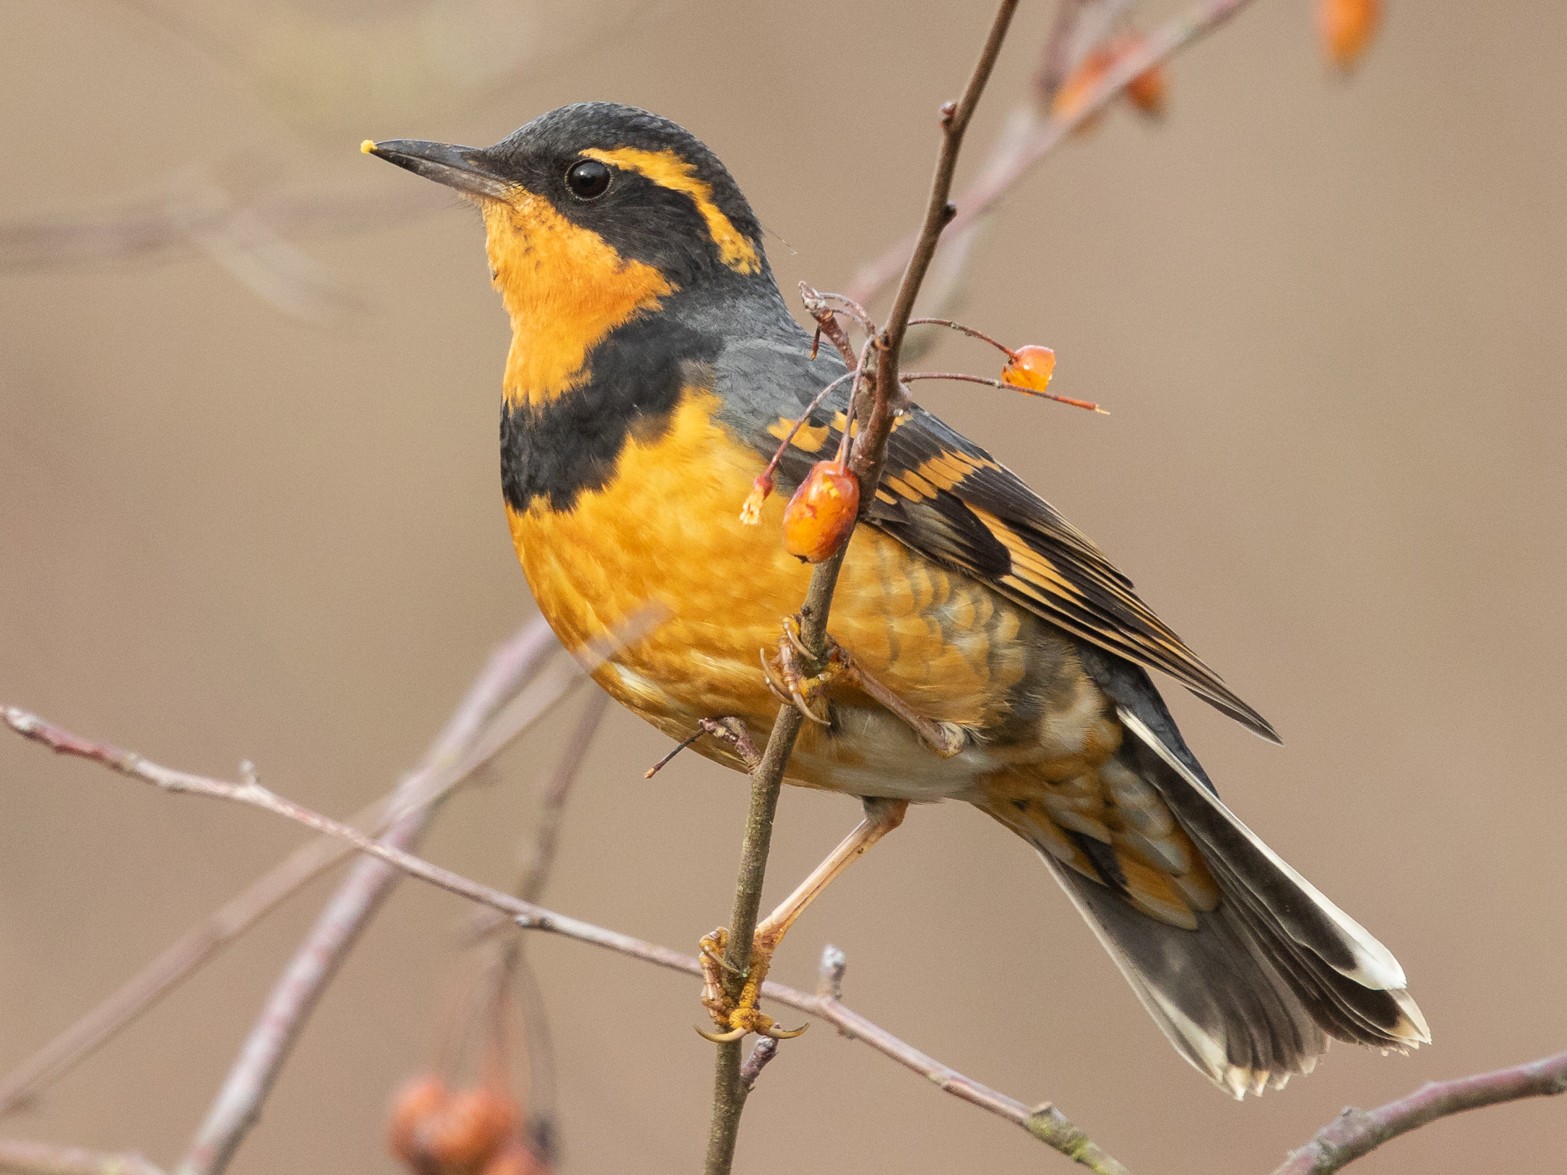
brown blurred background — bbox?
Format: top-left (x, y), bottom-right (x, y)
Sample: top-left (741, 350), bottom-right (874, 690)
top-left (3, 2), bottom-right (1565, 1172)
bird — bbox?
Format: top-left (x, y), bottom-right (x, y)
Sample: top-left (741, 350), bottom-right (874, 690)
top-left (364, 101), bottom-right (1428, 1096)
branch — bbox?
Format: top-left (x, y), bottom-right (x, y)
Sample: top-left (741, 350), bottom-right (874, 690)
top-left (0, 838), bottom-right (348, 1119)
top-left (0, 180), bottom-right (437, 321)
top-left (877, 0), bottom-right (1019, 369)
top-left (487, 690), bottom-right (613, 1127)
top-left (2, 708), bottom-right (1124, 1173)
top-left (0, 186), bottom-right (412, 271)
top-left (702, 4), bottom-right (1020, 1172)
top-left (0, 1140), bottom-right (165, 1175)
top-left (171, 614), bottom-right (662, 1174)
top-left (737, 1037), bottom-right (778, 1094)
top-left (700, 696), bottom-right (808, 1174)
top-left (171, 621), bottom-right (561, 1175)
top-left (1034, 0), bottom-right (1086, 110)
top-left (846, 0), bottom-right (1262, 309)
top-left (799, 947), bottom-right (1128, 1174)
top-left (1271, 1049), bottom-right (1567, 1175)
top-left (0, 623), bottom-right (575, 1119)
top-left (516, 691), bottom-right (612, 909)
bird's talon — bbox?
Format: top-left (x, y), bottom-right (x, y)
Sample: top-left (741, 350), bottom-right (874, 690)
top-left (695, 1024), bottom-right (750, 1044)
top-left (789, 684), bottom-right (833, 725)
top-left (787, 625), bottom-right (969, 759)
top-left (782, 615), bottom-right (812, 657)
top-left (696, 925), bottom-right (797, 1043)
top-left (759, 650), bottom-right (793, 705)
top-left (763, 1021), bottom-right (809, 1040)
top-left (699, 938), bottom-right (742, 976)
top-left (782, 617), bottom-right (852, 675)
top-left (771, 618), bottom-right (848, 726)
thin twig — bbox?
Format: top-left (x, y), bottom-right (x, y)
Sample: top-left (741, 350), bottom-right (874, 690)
top-left (847, 0), bottom-right (1262, 309)
top-left (0, 618), bottom-right (560, 1120)
top-left (169, 611), bottom-right (662, 1174)
top-left (904, 371), bottom-right (1106, 413)
top-left (701, 5), bottom-right (1021, 1172)
top-left (700, 690), bottom-right (808, 1175)
top-left (0, 186), bottom-right (425, 272)
top-left (1270, 1049), bottom-right (1567, 1175)
top-left (0, 1140), bottom-right (166, 1175)
top-left (0, 834), bottom-right (349, 1119)
top-left (513, 691), bottom-right (611, 908)
top-left (0, 182), bottom-right (437, 321)
top-left (797, 947), bottom-right (1128, 1175)
top-left (1034, 0), bottom-right (1086, 108)
top-left (172, 622), bottom-right (561, 1175)
top-left (849, 0), bottom-right (1019, 496)
top-left (643, 728), bottom-right (705, 779)
top-left (2, 707), bottom-right (1123, 1172)
top-left (490, 690), bottom-right (612, 1124)
top-left (737, 1038), bottom-right (778, 1093)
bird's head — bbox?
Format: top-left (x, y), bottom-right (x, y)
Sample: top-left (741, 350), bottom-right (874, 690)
top-left (366, 103), bottom-right (771, 402)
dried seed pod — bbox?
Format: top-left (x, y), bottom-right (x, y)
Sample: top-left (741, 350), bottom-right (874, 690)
top-left (782, 460), bottom-right (860, 563)
top-left (1001, 345), bottom-right (1057, 394)
top-left (739, 473), bottom-right (773, 525)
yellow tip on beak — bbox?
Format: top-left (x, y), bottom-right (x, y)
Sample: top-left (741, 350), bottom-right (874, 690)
top-left (361, 137), bottom-right (513, 201)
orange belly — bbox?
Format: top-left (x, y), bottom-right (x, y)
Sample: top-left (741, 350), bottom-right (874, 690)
top-left (504, 388), bottom-right (1216, 920)
top-left (504, 387), bottom-right (1031, 791)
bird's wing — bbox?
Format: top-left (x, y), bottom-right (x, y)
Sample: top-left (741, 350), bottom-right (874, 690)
top-left (751, 394), bottom-right (1279, 742)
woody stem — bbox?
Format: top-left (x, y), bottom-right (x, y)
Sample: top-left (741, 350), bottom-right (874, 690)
top-left (699, 2), bottom-right (1020, 1173)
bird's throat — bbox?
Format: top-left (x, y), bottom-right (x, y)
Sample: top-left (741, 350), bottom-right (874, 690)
top-left (482, 197), bottom-right (673, 408)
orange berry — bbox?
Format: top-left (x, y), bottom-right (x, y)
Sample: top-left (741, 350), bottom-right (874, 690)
top-left (782, 460), bottom-right (860, 563)
top-left (1051, 47), bottom-right (1115, 130)
top-left (1001, 345), bottom-right (1057, 394)
top-left (480, 1142), bottom-right (550, 1175)
top-left (388, 1074), bottom-right (449, 1166)
top-left (1320, 0), bottom-right (1379, 71)
top-left (1055, 36), bottom-right (1167, 125)
top-left (421, 1086), bottom-right (518, 1173)
top-left (1113, 34), bottom-right (1168, 117)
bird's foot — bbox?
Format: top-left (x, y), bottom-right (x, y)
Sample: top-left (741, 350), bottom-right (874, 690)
top-left (762, 617), bottom-right (967, 758)
top-left (759, 617), bottom-right (846, 726)
top-left (696, 927), bottom-right (807, 1043)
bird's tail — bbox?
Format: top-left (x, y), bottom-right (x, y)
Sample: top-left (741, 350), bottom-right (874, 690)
top-left (980, 707), bottom-right (1429, 1097)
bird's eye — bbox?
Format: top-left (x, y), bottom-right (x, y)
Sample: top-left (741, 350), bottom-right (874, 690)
top-left (564, 158), bottom-right (612, 200)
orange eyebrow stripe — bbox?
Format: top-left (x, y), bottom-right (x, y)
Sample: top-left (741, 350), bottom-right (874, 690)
top-left (582, 146), bottom-right (762, 274)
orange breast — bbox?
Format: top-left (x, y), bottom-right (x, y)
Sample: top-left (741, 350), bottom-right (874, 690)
top-left (505, 388), bottom-right (1028, 755)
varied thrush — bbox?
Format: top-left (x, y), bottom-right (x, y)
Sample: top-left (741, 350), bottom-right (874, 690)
top-left (366, 102), bottom-right (1427, 1096)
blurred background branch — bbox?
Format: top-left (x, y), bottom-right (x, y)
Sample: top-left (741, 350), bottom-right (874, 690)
top-left (0, 0), bottom-right (665, 319)
top-left (0, 1138), bottom-right (167, 1175)
top-left (10, 695), bottom-right (1564, 1175)
top-left (1, 704), bottom-right (1122, 1172)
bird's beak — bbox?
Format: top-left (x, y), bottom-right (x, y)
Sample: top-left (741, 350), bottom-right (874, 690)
top-left (361, 138), bottom-right (514, 201)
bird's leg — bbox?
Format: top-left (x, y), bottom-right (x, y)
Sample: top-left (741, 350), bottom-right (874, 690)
top-left (761, 617), bottom-right (968, 758)
top-left (699, 797), bottom-right (908, 1041)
